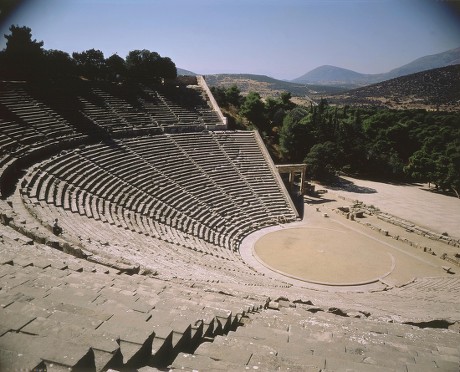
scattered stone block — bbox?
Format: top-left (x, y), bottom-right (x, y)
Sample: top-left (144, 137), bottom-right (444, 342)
top-left (267, 301), bottom-right (280, 310)
top-left (354, 211), bottom-right (364, 218)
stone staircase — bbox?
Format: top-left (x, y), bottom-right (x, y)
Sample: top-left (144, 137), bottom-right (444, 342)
top-left (171, 300), bottom-right (460, 371)
top-left (0, 237), bottom-right (268, 371)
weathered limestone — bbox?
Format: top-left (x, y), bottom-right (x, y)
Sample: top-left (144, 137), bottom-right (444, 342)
top-left (0, 238), bottom-right (270, 370)
top-left (0, 332), bottom-right (95, 370)
top-left (170, 302), bottom-right (460, 371)
top-left (0, 349), bottom-right (46, 371)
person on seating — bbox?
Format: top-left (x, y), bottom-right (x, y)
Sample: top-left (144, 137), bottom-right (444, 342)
top-left (53, 218), bottom-right (63, 236)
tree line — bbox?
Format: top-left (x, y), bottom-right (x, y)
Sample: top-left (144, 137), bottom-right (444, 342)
top-left (211, 85), bottom-right (460, 197)
top-left (0, 25), bottom-right (177, 83)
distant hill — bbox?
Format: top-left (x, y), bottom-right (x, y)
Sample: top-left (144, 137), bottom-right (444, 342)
top-left (385, 47), bottom-right (460, 79)
top-left (292, 65), bottom-right (378, 88)
top-left (293, 47), bottom-right (460, 88)
top-left (204, 73), bottom-right (345, 97)
top-left (177, 68), bottom-right (197, 76)
top-left (326, 64), bottom-right (460, 111)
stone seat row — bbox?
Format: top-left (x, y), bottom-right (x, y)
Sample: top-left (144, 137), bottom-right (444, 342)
top-left (123, 136), bottom-right (273, 230)
top-left (0, 202), bottom-right (268, 286)
top-left (142, 88), bottom-right (220, 127)
top-left (215, 132), bottom-right (296, 217)
top-left (0, 80), bottom-right (224, 163)
top-left (139, 90), bottom-right (193, 125)
top-left (175, 132), bottom-right (296, 221)
top-left (20, 172), bottom-right (277, 285)
top-left (92, 88), bottom-right (160, 128)
top-left (22, 178), bottom-right (238, 266)
top-left (24, 133), bottom-right (295, 252)
top-left (21, 200), bottom-right (285, 289)
top-left (0, 87), bottom-right (76, 138)
top-left (171, 302), bottom-right (460, 372)
top-left (3, 213), bottom-right (263, 287)
top-left (79, 97), bottom-right (136, 132)
top-left (0, 237), bottom-right (269, 371)
top-left (116, 134), bottom-right (295, 240)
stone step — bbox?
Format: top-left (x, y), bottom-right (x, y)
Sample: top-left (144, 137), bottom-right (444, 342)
top-left (0, 331), bottom-right (95, 370)
top-left (20, 316), bottom-right (120, 371)
top-left (0, 349), bottom-right (46, 371)
top-left (41, 286), bottom-right (101, 308)
top-left (169, 302), bottom-right (460, 371)
top-left (97, 286), bottom-right (154, 314)
top-left (170, 352), bottom-right (249, 371)
top-left (0, 306), bottom-right (36, 336)
top-left (97, 312), bottom-right (154, 346)
top-left (324, 356), bottom-right (396, 371)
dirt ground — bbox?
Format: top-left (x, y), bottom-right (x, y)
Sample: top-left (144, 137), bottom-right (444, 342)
top-left (248, 176), bottom-right (459, 289)
top-left (321, 176), bottom-right (460, 239)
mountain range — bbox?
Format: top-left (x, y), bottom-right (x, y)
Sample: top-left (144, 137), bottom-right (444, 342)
top-left (326, 64), bottom-right (460, 111)
top-left (291, 47), bottom-right (460, 88)
top-left (176, 68), bottom-right (197, 76)
top-left (177, 47), bottom-right (460, 110)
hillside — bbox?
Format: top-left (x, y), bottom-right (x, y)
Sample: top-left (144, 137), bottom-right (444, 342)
top-left (326, 64), bottom-right (460, 111)
top-left (385, 47), bottom-right (460, 79)
top-left (292, 65), bottom-right (380, 88)
top-left (293, 46), bottom-right (460, 88)
top-left (177, 67), bottom-right (197, 76)
top-left (205, 73), bottom-right (343, 96)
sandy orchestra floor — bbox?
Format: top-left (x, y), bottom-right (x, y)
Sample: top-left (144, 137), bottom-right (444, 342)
top-left (255, 226), bottom-right (394, 285)
top-left (244, 177), bottom-right (458, 290)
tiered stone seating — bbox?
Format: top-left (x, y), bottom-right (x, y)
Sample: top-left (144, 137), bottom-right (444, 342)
top-left (171, 300), bottom-right (460, 371)
top-left (79, 97), bottom-right (133, 133)
top-left (214, 131), bottom-right (298, 219)
top-left (19, 146), bottom-right (289, 286)
top-left (141, 84), bottom-right (222, 127)
top-left (92, 88), bottom-right (159, 130)
top-left (0, 236), bottom-right (268, 371)
top-left (0, 119), bottom-right (24, 170)
top-left (21, 131), bottom-right (296, 255)
top-left (0, 83), bottom-right (75, 141)
top-left (140, 89), bottom-right (179, 126)
top-left (0, 83), bottom-right (90, 198)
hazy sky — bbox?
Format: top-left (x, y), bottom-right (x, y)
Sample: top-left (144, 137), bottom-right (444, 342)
top-left (1, 0), bottom-right (459, 79)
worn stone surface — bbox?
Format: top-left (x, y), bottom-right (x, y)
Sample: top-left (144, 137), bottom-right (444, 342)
top-left (0, 349), bottom-right (46, 371)
top-left (0, 331), bottom-right (93, 368)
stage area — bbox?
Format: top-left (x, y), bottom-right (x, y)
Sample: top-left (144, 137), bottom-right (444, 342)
top-left (254, 226), bottom-right (395, 285)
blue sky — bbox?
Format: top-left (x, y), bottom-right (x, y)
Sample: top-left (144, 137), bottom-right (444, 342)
top-left (1, 0), bottom-right (459, 80)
